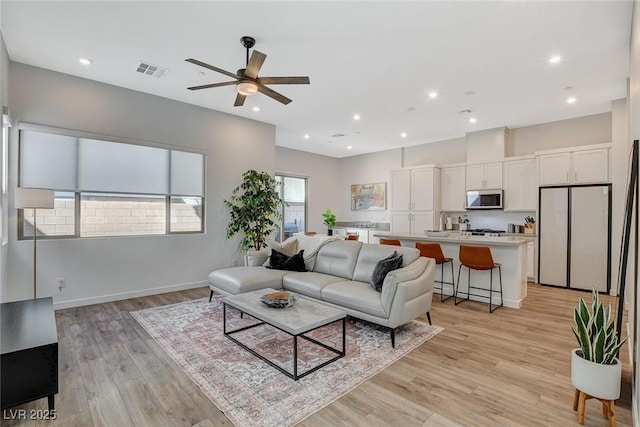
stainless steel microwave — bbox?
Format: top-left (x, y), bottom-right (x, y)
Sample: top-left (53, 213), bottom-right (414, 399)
top-left (465, 189), bottom-right (503, 210)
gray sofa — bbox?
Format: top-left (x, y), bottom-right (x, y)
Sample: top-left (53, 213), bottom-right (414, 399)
top-left (208, 238), bottom-right (435, 346)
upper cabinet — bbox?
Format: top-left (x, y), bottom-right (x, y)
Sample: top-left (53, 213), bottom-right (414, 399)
top-left (466, 162), bottom-right (503, 190)
top-left (440, 166), bottom-right (466, 212)
top-left (503, 157), bottom-right (537, 211)
top-left (391, 166), bottom-right (438, 211)
top-left (390, 165), bottom-right (440, 232)
top-left (538, 146), bottom-right (610, 186)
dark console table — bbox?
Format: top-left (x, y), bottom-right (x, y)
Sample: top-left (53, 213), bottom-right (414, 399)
top-left (1, 297), bottom-right (58, 410)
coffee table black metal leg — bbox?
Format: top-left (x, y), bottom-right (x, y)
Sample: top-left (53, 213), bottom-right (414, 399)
top-left (293, 335), bottom-right (298, 379)
top-left (223, 303), bottom-right (227, 334)
top-left (342, 317), bottom-right (346, 354)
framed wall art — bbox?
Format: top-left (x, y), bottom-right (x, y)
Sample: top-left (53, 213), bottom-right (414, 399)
top-left (351, 182), bottom-right (386, 210)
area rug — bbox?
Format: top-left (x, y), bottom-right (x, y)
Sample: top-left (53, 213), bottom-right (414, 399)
top-left (130, 296), bottom-right (443, 427)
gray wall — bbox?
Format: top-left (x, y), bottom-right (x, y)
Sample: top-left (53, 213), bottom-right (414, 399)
top-left (275, 146), bottom-right (340, 234)
top-left (8, 63), bottom-right (275, 307)
top-left (0, 34), bottom-right (8, 302)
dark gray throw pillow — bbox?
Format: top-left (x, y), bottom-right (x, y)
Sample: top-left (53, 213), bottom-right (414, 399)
top-left (266, 249), bottom-right (307, 272)
top-left (370, 251), bottom-right (403, 292)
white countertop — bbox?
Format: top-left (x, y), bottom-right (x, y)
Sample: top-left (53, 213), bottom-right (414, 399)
top-left (374, 232), bottom-right (528, 246)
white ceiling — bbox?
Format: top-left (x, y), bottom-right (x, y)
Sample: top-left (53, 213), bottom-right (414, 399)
top-left (1, 1), bottom-right (633, 158)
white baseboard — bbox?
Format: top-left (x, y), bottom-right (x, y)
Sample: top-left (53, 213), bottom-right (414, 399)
top-left (52, 280), bottom-right (209, 310)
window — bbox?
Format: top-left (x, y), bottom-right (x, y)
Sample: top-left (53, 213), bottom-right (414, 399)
top-left (17, 127), bottom-right (205, 239)
top-left (275, 175), bottom-right (307, 242)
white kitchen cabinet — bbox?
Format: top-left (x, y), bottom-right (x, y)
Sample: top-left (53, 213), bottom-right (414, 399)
top-left (391, 167), bottom-right (436, 211)
top-left (440, 166), bottom-right (466, 211)
top-left (390, 170), bottom-right (411, 211)
top-left (466, 162), bottom-right (502, 190)
top-left (538, 147), bottom-right (609, 186)
top-left (573, 148), bottom-right (609, 184)
top-left (538, 152), bottom-right (572, 185)
top-left (390, 166), bottom-right (440, 233)
top-left (391, 211), bottom-right (434, 234)
top-left (503, 158), bottom-right (537, 211)
top-left (527, 241), bottom-right (535, 280)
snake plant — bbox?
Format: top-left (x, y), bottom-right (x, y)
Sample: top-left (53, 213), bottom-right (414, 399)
top-left (572, 289), bottom-right (627, 365)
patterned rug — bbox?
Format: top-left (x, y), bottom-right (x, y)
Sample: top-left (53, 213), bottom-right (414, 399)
top-left (130, 296), bottom-right (443, 427)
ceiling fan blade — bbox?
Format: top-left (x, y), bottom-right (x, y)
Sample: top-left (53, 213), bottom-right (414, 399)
top-left (187, 81), bottom-right (237, 91)
top-left (185, 58), bottom-right (238, 79)
top-left (257, 84), bottom-right (292, 105)
top-left (234, 93), bottom-right (247, 107)
top-left (244, 50), bottom-right (267, 79)
top-left (258, 76), bottom-right (310, 85)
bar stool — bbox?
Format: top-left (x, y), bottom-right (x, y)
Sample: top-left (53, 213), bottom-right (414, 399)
top-left (346, 233), bottom-right (359, 241)
top-left (379, 238), bottom-right (401, 246)
top-left (415, 242), bottom-right (454, 302)
top-left (455, 245), bottom-right (503, 312)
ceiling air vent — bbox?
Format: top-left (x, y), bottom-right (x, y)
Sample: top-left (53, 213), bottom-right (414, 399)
top-left (331, 133), bottom-right (345, 138)
top-left (135, 61), bottom-right (168, 79)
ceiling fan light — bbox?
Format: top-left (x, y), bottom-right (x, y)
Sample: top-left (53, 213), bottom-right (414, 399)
top-left (237, 81), bottom-right (258, 96)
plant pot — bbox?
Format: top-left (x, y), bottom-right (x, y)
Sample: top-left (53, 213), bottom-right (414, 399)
top-left (571, 348), bottom-right (621, 400)
top-left (328, 229), bottom-right (333, 236)
top-left (244, 250), bottom-right (269, 267)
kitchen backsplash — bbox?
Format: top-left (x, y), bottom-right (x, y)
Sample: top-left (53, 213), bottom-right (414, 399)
top-left (442, 210), bottom-right (536, 231)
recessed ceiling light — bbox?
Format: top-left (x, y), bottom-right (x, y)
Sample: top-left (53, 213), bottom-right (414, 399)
top-left (549, 55), bottom-right (562, 64)
top-left (428, 91), bottom-right (438, 99)
top-left (567, 97), bottom-right (577, 104)
top-left (78, 57), bottom-right (93, 66)
top-left (353, 114), bottom-right (360, 121)
top-left (303, 134), bottom-right (310, 139)
top-left (469, 117), bottom-right (477, 124)
top-left (400, 132), bottom-right (407, 138)
top-left (252, 106), bottom-right (260, 112)
top-left (347, 145), bottom-right (353, 150)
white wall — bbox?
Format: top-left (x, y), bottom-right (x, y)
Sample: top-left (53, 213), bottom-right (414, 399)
top-left (403, 137), bottom-right (466, 166)
top-left (0, 34), bottom-right (7, 302)
top-left (629, 1), bottom-right (640, 424)
top-left (508, 112), bottom-right (612, 156)
top-left (8, 63), bottom-right (275, 307)
top-left (275, 146), bottom-right (340, 234)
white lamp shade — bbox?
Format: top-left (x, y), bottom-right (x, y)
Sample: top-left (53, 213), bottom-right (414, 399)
top-left (237, 81), bottom-right (258, 96)
top-left (15, 188), bottom-right (55, 209)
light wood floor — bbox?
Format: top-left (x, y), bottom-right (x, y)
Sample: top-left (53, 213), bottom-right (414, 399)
top-left (1, 283), bottom-right (633, 426)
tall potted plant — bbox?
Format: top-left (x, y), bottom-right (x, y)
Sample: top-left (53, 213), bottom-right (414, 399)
top-left (571, 289), bottom-right (627, 403)
top-left (225, 170), bottom-right (283, 266)
top-left (322, 209), bottom-right (336, 236)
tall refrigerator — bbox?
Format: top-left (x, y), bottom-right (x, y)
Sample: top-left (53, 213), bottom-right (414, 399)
top-left (538, 184), bottom-right (611, 292)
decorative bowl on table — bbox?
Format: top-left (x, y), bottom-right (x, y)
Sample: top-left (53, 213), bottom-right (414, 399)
top-left (260, 291), bottom-right (298, 309)
top-left (424, 230), bottom-right (450, 237)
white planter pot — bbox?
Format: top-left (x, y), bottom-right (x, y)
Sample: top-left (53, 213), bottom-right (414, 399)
top-left (244, 251), bottom-right (269, 267)
top-left (571, 348), bottom-right (621, 400)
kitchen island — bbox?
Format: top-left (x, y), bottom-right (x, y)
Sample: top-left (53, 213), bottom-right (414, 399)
top-left (374, 232), bottom-right (528, 308)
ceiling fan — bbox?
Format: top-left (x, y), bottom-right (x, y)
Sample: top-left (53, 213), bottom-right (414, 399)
top-left (186, 36), bottom-right (310, 107)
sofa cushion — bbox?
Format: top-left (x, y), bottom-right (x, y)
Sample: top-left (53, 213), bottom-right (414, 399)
top-left (266, 249), bottom-right (307, 272)
top-left (283, 272), bottom-right (343, 299)
top-left (313, 240), bottom-right (362, 280)
top-left (295, 235), bottom-right (339, 270)
top-left (321, 280), bottom-right (386, 318)
top-left (370, 251), bottom-right (403, 292)
top-left (264, 237), bottom-right (298, 263)
top-left (208, 267), bottom-right (289, 295)
top-left (352, 244), bottom-right (420, 283)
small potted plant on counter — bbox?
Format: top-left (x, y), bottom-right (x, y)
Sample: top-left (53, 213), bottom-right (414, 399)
top-left (322, 209), bottom-right (336, 236)
top-left (571, 288), bottom-right (627, 423)
top-left (225, 170), bottom-right (284, 266)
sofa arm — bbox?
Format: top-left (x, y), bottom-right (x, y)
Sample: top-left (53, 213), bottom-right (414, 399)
top-left (381, 257), bottom-right (429, 312)
top-left (382, 257), bottom-right (435, 328)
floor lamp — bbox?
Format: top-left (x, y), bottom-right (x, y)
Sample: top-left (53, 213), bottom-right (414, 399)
top-left (15, 187), bottom-right (54, 299)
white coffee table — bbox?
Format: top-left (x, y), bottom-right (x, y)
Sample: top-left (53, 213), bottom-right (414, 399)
top-left (222, 288), bottom-right (347, 380)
